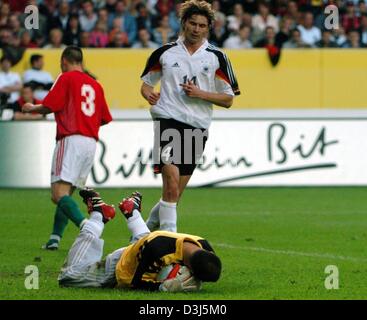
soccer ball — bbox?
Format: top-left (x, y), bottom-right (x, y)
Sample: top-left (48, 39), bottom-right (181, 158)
top-left (157, 263), bottom-right (202, 292)
top-left (157, 263), bottom-right (186, 281)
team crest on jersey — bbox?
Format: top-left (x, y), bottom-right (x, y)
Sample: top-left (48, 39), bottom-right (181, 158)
top-left (201, 64), bottom-right (210, 75)
top-left (200, 60), bottom-right (210, 75)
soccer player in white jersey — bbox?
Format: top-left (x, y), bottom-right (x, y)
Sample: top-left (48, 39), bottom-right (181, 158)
top-left (140, 0), bottom-right (240, 232)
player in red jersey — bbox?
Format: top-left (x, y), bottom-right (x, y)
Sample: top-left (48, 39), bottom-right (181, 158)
top-left (22, 46), bottom-right (112, 250)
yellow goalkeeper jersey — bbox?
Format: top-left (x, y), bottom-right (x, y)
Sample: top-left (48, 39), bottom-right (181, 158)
top-left (115, 230), bottom-right (214, 290)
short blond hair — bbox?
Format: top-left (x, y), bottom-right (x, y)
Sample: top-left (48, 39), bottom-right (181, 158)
top-left (179, 0), bottom-right (215, 27)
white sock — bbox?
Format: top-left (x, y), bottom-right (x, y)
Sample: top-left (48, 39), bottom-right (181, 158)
top-left (146, 200), bottom-right (161, 231)
top-left (81, 211), bottom-right (104, 238)
top-left (159, 200), bottom-right (177, 232)
top-left (127, 209), bottom-right (150, 240)
top-left (49, 234), bottom-right (61, 242)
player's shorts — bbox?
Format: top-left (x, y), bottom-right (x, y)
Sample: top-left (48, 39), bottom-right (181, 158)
top-left (152, 118), bottom-right (208, 176)
top-left (51, 134), bottom-right (96, 188)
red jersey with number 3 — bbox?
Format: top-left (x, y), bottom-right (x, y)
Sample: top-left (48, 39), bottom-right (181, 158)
top-left (43, 70), bottom-right (112, 141)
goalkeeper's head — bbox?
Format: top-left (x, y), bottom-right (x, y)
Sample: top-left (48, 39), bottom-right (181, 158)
top-left (189, 249), bottom-right (222, 282)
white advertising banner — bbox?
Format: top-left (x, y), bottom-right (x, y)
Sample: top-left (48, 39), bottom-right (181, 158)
top-left (1, 119), bottom-right (366, 187)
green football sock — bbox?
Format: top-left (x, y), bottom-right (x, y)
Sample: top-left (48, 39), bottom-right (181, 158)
top-left (51, 205), bottom-right (69, 238)
top-left (58, 195), bottom-right (86, 228)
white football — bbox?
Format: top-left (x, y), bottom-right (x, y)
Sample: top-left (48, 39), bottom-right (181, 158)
top-left (157, 263), bottom-right (189, 281)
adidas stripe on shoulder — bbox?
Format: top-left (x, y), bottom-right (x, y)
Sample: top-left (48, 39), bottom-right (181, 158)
top-left (141, 42), bottom-right (178, 77)
top-left (206, 45), bottom-right (241, 95)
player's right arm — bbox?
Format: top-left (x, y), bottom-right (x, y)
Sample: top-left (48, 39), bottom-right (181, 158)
top-left (140, 82), bottom-right (160, 105)
top-left (140, 45), bottom-right (172, 106)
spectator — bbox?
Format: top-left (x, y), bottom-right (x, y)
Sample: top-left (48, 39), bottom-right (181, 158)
top-left (19, 30), bottom-right (38, 48)
top-left (283, 28), bottom-right (311, 48)
top-left (0, 3), bottom-right (10, 28)
top-left (108, 0), bottom-right (137, 44)
top-left (252, 2), bottom-right (279, 34)
top-left (43, 28), bottom-right (67, 49)
top-left (108, 30), bottom-right (129, 47)
top-left (212, 0), bottom-right (227, 26)
top-left (64, 14), bottom-right (82, 46)
top-left (0, 56), bottom-right (22, 105)
top-left (342, 29), bottom-right (362, 47)
top-left (285, 1), bottom-right (302, 25)
top-left (97, 7), bottom-right (109, 27)
top-left (332, 26), bottom-right (348, 47)
top-left (273, 0), bottom-right (288, 17)
top-left (254, 25), bottom-right (278, 47)
top-left (342, 1), bottom-right (361, 33)
top-left (23, 54), bottom-right (53, 101)
top-left (227, 3), bottom-right (245, 33)
top-left (38, 0), bottom-right (58, 26)
top-left (316, 30), bottom-right (339, 48)
top-left (108, 17), bottom-right (129, 44)
top-left (254, 25), bottom-right (282, 67)
top-left (10, 84), bottom-right (44, 121)
top-left (276, 16), bottom-right (294, 48)
top-left (152, 15), bottom-right (175, 46)
top-left (79, 31), bottom-right (92, 48)
top-left (242, 12), bottom-right (253, 28)
top-left (132, 28), bottom-right (159, 48)
top-left (358, 1), bottom-right (367, 15)
top-left (0, 27), bottom-right (13, 48)
top-left (297, 12), bottom-right (321, 46)
top-left (3, 0), bottom-right (28, 13)
top-left (209, 13), bottom-right (229, 47)
top-left (168, 2), bottom-right (181, 35)
top-left (50, 1), bottom-right (71, 31)
top-left (8, 14), bottom-right (25, 40)
top-left (79, 0), bottom-right (98, 32)
top-left (0, 27), bottom-right (25, 66)
top-left (223, 24), bottom-right (252, 49)
top-left (135, 3), bottom-right (154, 34)
top-left (360, 13), bottom-right (367, 45)
top-left (155, 0), bottom-right (174, 17)
top-left (89, 21), bottom-right (109, 47)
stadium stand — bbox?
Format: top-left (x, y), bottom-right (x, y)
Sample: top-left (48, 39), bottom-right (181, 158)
top-left (0, 0), bottom-right (366, 52)
top-left (1, 0), bottom-right (367, 115)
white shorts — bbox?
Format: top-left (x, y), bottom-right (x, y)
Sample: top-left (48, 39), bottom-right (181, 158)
top-left (51, 135), bottom-right (96, 188)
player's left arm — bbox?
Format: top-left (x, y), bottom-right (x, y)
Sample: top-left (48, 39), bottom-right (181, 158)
top-left (180, 81), bottom-right (234, 108)
top-left (22, 103), bottom-right (52, 114)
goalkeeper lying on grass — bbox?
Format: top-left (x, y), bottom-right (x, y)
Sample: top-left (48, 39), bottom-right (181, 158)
top-left (57, 189), bottom-right (222, 292)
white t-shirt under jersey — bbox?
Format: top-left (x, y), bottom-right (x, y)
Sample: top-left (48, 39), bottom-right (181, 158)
top-left (141, 37), bottom-right (240, 129)
top-left (0, 71), bottom-right (21, 103)
top-left (23, 68), bottom-right (54, 100)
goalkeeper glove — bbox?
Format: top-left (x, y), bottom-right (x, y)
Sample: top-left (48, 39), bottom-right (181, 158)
top-left (159, 266), bottom-right (202, 292)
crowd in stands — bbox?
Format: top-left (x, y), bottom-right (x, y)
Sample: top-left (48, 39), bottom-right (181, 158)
top-left (0, 53), bottom-right (51, 119)
top-left (0, 0), bottom-right (366, 59)
top-left (1, 0), bottom-right (367, 119)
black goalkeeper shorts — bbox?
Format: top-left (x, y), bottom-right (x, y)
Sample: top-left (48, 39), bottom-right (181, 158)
top-left (152, 118), bottom-right (208, 176)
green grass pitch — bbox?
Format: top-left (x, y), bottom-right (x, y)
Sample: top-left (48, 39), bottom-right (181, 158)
top-left (0, 187), bottom-right (366, 300)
